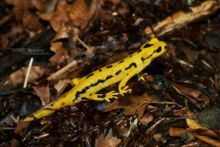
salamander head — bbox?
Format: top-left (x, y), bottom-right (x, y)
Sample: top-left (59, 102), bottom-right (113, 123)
top-left (140, 38), bottom-right (167, 61)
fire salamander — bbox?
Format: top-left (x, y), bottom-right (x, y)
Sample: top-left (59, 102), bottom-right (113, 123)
top-left (23, 38), bottom-right (167, 122)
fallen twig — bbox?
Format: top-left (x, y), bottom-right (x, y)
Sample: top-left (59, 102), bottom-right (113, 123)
top-left (145, 0), bottom-right (220, 37)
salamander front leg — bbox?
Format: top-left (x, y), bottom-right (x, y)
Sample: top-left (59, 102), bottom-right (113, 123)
top-left (118, 71), bottom-right (138, 96)
top-left (81, 91), bottom-right (119, 102)
top-left (137, 72), bottom-right (148, 81)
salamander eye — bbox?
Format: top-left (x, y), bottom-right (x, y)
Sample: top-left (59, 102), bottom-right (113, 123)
top-left (164, 45), bottom-right (167, 50)
top-left (155, 47), bottom-right (162, 53)
top-left (143, 43), bottom-right (153, 48)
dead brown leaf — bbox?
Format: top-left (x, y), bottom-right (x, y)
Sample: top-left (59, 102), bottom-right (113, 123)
top-left (49, 42), bottom-right (69, 65)
top-left (0, 11), bottom-right (13, 27)
top-left (172, 83), bottom-right (201, 100)
top-left (15, 121), bottom-right (30, 134)
top-left (169, 119), bottom-right (220, 146)
top-left (46, 0), bottom-right (100, 65)
top-left (10, 0), bottom-right (44, 32)
top-left (40, 0), bottom-right (99, 41)
top-left (22, 12), bottom-right (43, 32)
top-left (105, 93), bottom-right (159, 117)
top-left (106, 0), bottom-right (121, 5)
top-left (48, 1), bottom-right (71, 40)
top-left (4, 0), bottom-right (21, 5)
top-left (32, 0), bottom-right (56, 12)
top-left (33, 84), bottom-right (50, 105)
top-left (169, 127), bottom-right (186, 137)
top-left (139, 112), bottom-right (154, 126)
top-left (7, 66), bottom-right (45, 87)
top-left (68, 0), bottom-right (98, 31)
top-left (193, 134), bottom-right (220, 147)
top-left (186, 118), bottom-right (218, 138)
top-left (173, 107), bottom-right (188, 117)
top-left (10, 139), bottom-right (19, 147)
top-left (95, 130), bottom-right (121, 147)
top-left (10, 0), bottom-right (32, 21)
top-left (0, 36), bottom-right (9, 49)
top-left (38, 0), bottom-right (119, 69)
top-left (169, 126), bottom-right (220, 146)
top-left (183, 47), bottom-right (200, 62)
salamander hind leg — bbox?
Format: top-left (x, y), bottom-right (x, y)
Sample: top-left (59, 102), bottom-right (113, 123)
top-left (81, 90), bottom-right (119, 102)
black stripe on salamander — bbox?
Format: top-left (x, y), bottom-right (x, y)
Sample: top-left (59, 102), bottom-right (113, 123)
top-left (125, 62), bottom-right (137, 70)
top-left (75, 84), bottom-right (93, 98)
top-left (106, 75), bottom-right (113, 80)
top-left (115, 70), bottom-right (122, 75)
top-left (143, 43), bottom-right (153, 48)
top-left (136, 49), bottom-right (142, 53)
top-left (119, 60), bottom-right (124, 63)
top-left (29, 114), bottom-right (37, 120)
top-left (141, 53), bottom-right (153, 62)
top-left (75, 75), bottom-right (114, 99)
top-left (141, 46), bottom-right (161, 62)
top-left (44, 107), bottom-right (58, 111)
top-left (106, 65), bottom-right (113, 68)
top-left (86, 73), bottom-right (94, 79)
